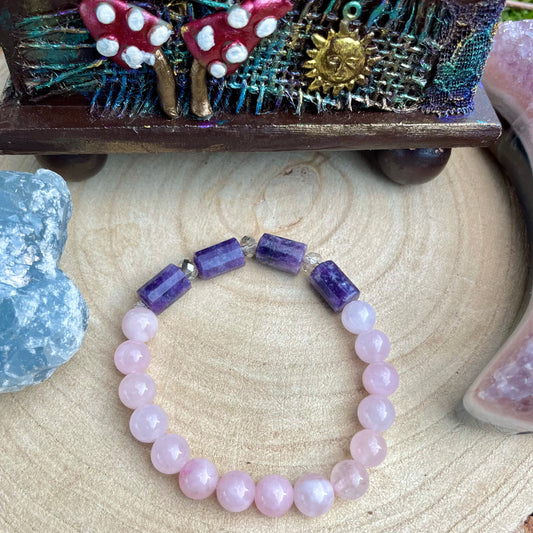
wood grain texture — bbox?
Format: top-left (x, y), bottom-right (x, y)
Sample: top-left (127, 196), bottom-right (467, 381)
top-left (1, 56), bottom-right (533, 532)
top-left (0, 87), bottom-right (501, 154)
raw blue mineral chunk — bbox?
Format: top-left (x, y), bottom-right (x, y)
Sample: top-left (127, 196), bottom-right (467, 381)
top-left (0, 169), bottom-right (89, 393)
top-left (193, 238), bottom-right (245, 280)
top-left (309, 260), bottom-right (360, 312)
top-left (255, 233), bottom-right (307, 274)
top-left (137, 264), bottom-right (191, 314)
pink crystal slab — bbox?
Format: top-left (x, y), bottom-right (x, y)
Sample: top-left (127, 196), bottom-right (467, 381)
top-left (464, 314), bottom-right (533, 433)
top-left (482, 20), bottom-right (533, 167)
top-left (464, 20), bottom-right (533, 433)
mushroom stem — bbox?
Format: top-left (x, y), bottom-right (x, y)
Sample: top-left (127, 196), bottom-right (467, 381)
top-left (154, 49), bottom-right (179, 119)
top-left (190, 58), bottom-right (213, 119)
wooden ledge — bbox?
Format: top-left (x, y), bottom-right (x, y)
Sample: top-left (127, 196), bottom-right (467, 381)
top-left (0, 84), bottom-right (501, 155)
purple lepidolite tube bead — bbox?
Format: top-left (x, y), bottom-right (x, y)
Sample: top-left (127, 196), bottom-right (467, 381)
top-left (255, 233), bottom-right (307, 274)
top-left (309, 260), bottom-right (360, 312)
top-left (137, 264), bottom-right (191, 314)
top-left (193, 238), bottom-right (245, 280)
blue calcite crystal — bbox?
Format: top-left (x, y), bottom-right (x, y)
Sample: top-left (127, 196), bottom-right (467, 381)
top-left (255, 233), bottom-right (307, 274)
top-left (309, 260), bottom-right (360, 312)
top-left (0, 169), bottom-right (89, 393)
top-left (137, 264), bottom-right (191, 314)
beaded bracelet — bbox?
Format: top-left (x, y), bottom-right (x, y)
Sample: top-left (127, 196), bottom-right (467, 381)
top-left (114, 234), bottom-right (398, 518)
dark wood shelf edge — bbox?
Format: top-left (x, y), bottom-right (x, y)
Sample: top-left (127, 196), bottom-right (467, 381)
top-left (0, 85), bottom-right (501, 154)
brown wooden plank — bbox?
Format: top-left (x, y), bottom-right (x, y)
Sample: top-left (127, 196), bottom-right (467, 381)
top-left (0, 85), bottom-right (501, 154)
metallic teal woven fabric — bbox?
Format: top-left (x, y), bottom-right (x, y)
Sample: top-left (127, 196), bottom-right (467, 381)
top-left (12, 0), bottom-right (505, 117)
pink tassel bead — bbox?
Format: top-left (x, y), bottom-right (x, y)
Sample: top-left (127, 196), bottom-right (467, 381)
top-left (122, 307), bottom-right (158, 342)
top-left (350, 429), bottom-right (387, 468)
top-left (118, 372), bottom-right (156, 408)
top-left (129, 404), bottom-right (168, 443)
top-left (355, 329), bottom-right (391, 363)
top-left (151, 433), bottom-right (190, 474)
top-left (293, 473), bottom-right (334, 517)
top-left (216, 470), bottom-right (256, 512)
top-left (114, 340), bottom-right (151, 374)
top-left (341, 301), bottom-right (376, 334)
top-left (363, 362), bottom-right (399, 396)
top-left (255, 474), bottom-right (294, 517)
top-left (179, 458), bottom-right (219, 500)
top-left (357, 395), bottom-right (395, 432)
top-left (330, 459), bottom-right (369, 500)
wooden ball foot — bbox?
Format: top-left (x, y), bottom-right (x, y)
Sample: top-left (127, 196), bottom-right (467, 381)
top-left (35, 154), bottom-right (108, 180)
top-left (374, 148), bottom-right (452, 185)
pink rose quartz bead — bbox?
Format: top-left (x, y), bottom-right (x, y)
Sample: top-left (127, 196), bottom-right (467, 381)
top-left (151, 433), bottom-right (190, 474)
top-left (362, 362), bottom-right (399, 396)
top-left (255, 474), bottom-right (294, 517)
top-left (330, 460), bottom-right (369, 500)
top-left (341, 301), bottom-right (376, 334)
top-left (114, 340), bottom-right (151, 374)
top-left (293, 473), bottom-right (334, 517)
top-left (358, 395), bottom-right (395, 432)
top-left (350, 429), bottom-right (387, 468)
top-left (118, 372), bottom-right (156, 408)
top-left (122, 307), bottom-right (158, 342)
top-left (355, 329), bottom-right (391, 363)
top-left (216, 470), bottom-right (256, 512)
top-left (179, 458), bottom-right (219, 500)
top-left (129, 404), bottom-right (168, 443)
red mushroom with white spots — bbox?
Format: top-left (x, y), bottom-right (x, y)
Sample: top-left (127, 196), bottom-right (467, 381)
top-left (80, 0), bottom-right (173, 69)
top-left (79, 0), bottom-right (179, 117)
top-left (182, 0), bottom-right (293, 118)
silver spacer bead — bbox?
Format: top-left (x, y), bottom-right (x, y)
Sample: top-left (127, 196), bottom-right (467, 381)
top-left (181, 258), bottom-right (198, 280)
top-left (240, 235), bottom-right (257, 257)
top-left (302, 252), bottom-right (322, 275)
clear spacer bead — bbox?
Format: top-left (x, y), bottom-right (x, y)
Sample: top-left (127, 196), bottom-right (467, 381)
top-left (135, 300), bottom-right (147, 308)
top-left (181, 259), bottom-right (198, 280)
top-left (240, 235), bottom-right (257, 257)
top-left (302, 252), bottom-right (322, 275)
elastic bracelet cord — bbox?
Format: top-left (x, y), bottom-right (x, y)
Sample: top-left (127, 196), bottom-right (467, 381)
top-left (114, 233), bottom-right (398, 517)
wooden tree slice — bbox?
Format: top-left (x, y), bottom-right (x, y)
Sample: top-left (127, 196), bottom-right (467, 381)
top-left (0, 146), bottom-right (532, 532)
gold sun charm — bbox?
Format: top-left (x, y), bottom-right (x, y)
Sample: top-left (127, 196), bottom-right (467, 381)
top-left (304, 22), bottom-right (380, 96)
